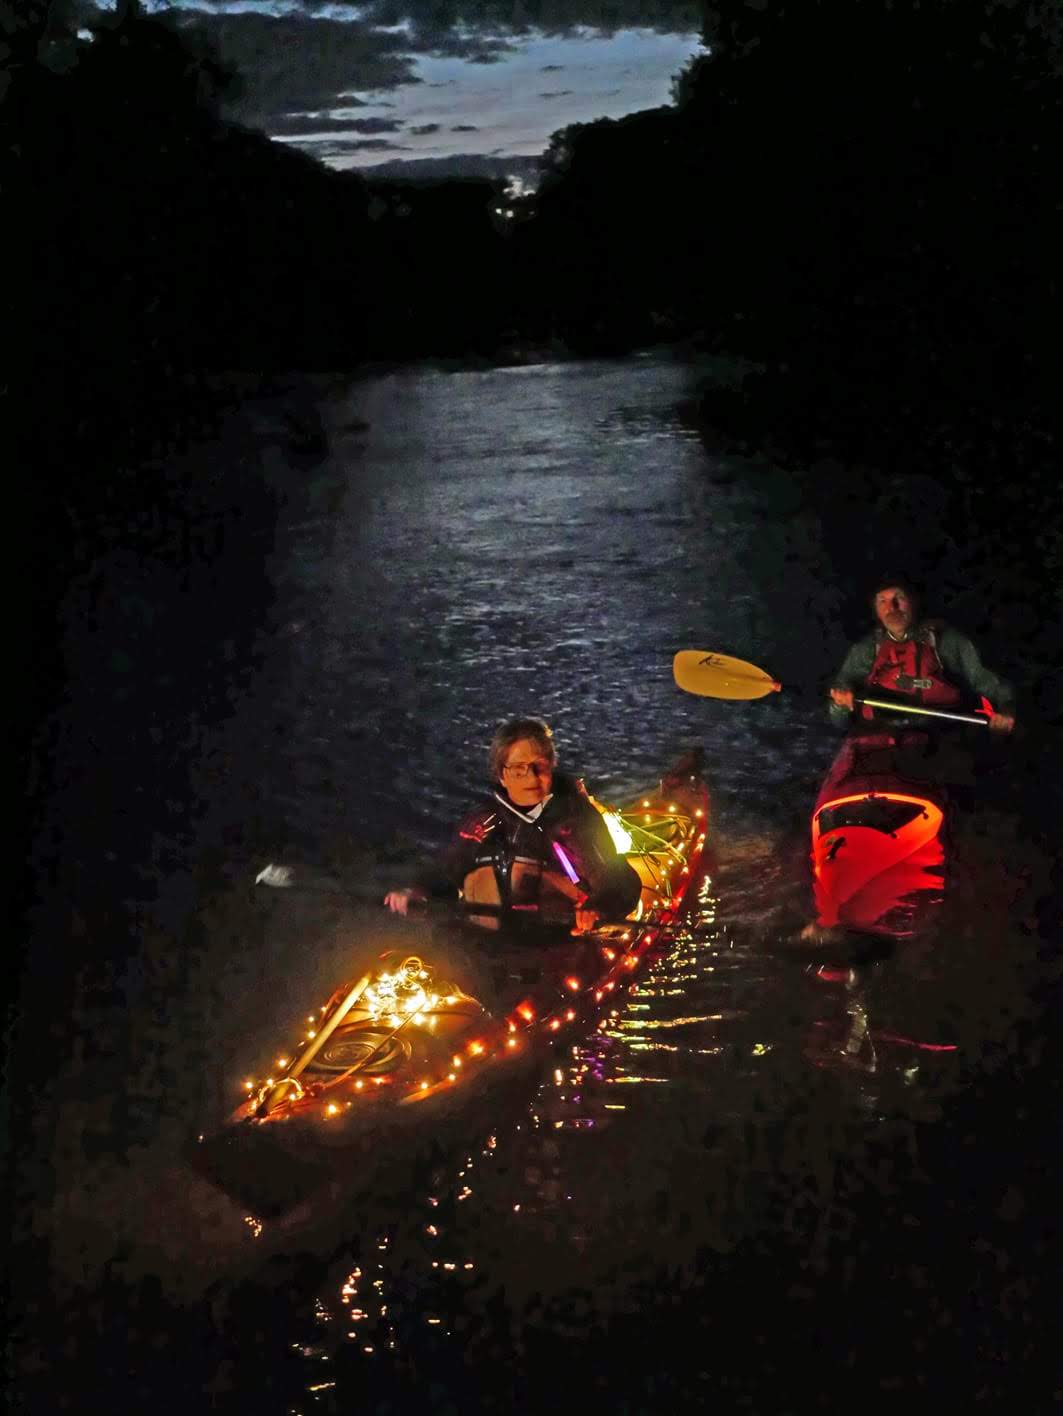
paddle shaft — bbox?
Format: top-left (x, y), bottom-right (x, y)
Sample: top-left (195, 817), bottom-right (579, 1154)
top-left (288, 972), bottom-right (372, 1079)
top-left (254, 869), bottom-right (507, 914)
top-left (254, 869), bottom-right (626, 933)
top-left (674, 648), bottom-right (995, 728)
top-left (854, 696), bottom-right (988, 727)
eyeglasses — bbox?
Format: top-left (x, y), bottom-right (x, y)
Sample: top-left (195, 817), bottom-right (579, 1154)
top-left (503, 758), bottom-right (553, 780)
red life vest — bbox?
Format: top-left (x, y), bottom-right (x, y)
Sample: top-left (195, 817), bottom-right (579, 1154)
top-left (863, 630), bottom-right (962, 719)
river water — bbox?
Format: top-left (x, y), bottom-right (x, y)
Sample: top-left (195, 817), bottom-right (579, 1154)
top-left (18, 355), bottom-right (1059, 1410)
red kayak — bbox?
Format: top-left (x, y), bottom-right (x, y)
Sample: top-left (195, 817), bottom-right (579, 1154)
top-left (810, 731), bottom-right (947, 939)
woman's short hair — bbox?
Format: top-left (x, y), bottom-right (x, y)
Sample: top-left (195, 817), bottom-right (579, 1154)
top-left (488, 717), bottom-right (556, 781)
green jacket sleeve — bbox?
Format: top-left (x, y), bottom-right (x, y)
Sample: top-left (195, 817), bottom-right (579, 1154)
top-left (937, 628), bottom-right (1015, 713)
top-left (828, 636), bottom-right (876, 729)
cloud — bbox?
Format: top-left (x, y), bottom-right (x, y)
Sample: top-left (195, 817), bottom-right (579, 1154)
top-left (166, 11), bottom-right (420, 122)
top-left (156, 0), bottom-right (703, 124)
top-left (346, 137), bottom-right (406, 151)
top-left (282, 135), bottom-right (407, 156)
top-left (270, 113), bottom-right (404, 135)
top-left (367, 1), bottom-right (700, 41)
top-left (358, 151), bottom-right (544, 182)
top-left (140, 1), bottom-right (702, 167)
top-left (423, 33), bottom-right (517, 63)
top-left (451, 123), bottom-right (479, 131)
top-left (410, 122), bottom-right (441, 134)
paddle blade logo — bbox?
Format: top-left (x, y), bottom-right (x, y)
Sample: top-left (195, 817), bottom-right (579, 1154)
top-left (673, 649), bottom-right (780, 701)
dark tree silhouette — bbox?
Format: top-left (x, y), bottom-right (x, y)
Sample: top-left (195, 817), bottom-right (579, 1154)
top-left (14, 0), bottom-right (1061, 475)
top-left (512, 0), bottom-right (1060, 464)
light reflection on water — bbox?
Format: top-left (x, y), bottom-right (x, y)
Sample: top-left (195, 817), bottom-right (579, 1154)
top-left (245, 358), bottom-right (843, 859)
top-left (287, 864), bottom-right (971, 1396)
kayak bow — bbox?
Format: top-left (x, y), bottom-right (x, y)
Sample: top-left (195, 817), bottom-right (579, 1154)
top-left (810, 733), bottom-right (947, 938)
top-left (193, 751), bottom-right (713, 1216)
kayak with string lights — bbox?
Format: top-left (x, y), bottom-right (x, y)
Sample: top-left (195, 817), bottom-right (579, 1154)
top-left (192, 750), bottom-right (713, 1218)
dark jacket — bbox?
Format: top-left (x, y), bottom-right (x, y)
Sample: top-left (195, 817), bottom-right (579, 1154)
top-left (830, 621), bottom-right (1015, 729)
top-left (415, 771), bottom-right (643, 923)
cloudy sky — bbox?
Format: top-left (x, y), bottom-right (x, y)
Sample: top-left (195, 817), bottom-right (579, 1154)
top-left (133, 0), bottom-right (704, 174)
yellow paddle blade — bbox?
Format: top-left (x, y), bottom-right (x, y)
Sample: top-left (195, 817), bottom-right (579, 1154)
top-left (673, 650), bottom-right (781, 701)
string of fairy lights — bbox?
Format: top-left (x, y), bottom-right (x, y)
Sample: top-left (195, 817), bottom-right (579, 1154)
top-left (285, 833), bottom-right (720, 1383)
top-left (233, 790), bottom-right (709, 1135)
top-left (302, 909), bottom-right (725, 1375)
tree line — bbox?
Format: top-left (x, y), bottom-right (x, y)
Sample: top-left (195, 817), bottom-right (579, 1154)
top-left (13, 0), bottom-right (1060, 469)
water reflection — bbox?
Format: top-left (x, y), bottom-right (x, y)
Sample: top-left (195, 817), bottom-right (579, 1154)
top-left (798, 731), bottom-right (978, 1097)
top-left (804, 960), bottom-right (960, 1088)
top-left (261, 820), bottom-right (976, 1406)
top-left (289, 874), bottom-right (751, 1390)
top-left (281, 784), bottom-right (1032, 1410)
top-left (290, 1129), bottom-right (508, 1393)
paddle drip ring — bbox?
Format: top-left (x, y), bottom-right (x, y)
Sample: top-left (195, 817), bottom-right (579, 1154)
top-left (317, 1031), bottom-right (412, 1074)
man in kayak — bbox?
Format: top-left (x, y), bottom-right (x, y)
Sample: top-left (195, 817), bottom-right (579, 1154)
top-left (828, 577), bottom-right (1016, 733)
top-left (384, 716), bottom-right (643, 933)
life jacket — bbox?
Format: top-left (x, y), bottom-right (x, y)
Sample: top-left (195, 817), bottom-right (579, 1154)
top-left (863, 626), bottom-right (962, 719)
top-left (457, 796), bottom-right (585, 932)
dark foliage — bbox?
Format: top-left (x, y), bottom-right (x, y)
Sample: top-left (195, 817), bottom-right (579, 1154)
top-left (528, 0), bottom-right (1061, 469)
top-left (14, 7), bottom-right (522, 473)
top-left (12, 5), bottom-right (518, 801)
top-left (16, 0), bottom-right (1061, 472)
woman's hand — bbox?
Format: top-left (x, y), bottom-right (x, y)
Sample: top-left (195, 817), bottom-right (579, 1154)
top-left (384, 888), bottom-right (426, 915)
top-left (572, 902), bottom-right (600, 935)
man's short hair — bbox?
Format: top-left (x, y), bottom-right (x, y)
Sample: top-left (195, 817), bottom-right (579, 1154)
top-left (869, 575), bottom-right (921, 612)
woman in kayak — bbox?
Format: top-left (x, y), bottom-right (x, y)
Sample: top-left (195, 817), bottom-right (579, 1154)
top-left (384, 717), bottom-right (642, 934)
top-left (828, 576), bottom-right (1016, 733)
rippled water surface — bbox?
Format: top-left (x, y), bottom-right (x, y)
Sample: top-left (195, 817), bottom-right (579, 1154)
top-left (23, 356), bottom-right (1056, 1410)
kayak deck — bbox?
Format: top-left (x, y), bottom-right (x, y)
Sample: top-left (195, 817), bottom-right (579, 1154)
top-left (811, 732), bottom-right (947, 937)
top-left (194, 752), bottom-right (711, 1209)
